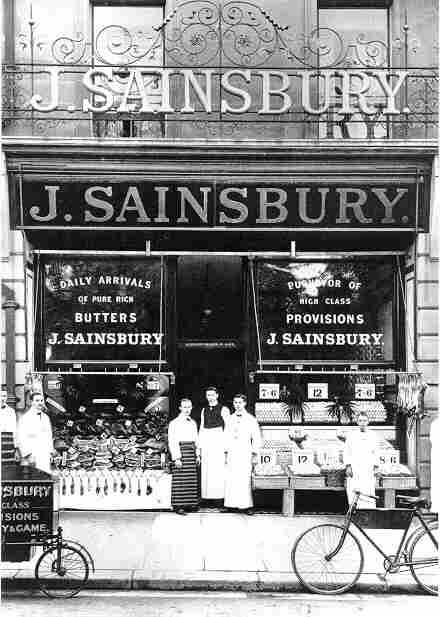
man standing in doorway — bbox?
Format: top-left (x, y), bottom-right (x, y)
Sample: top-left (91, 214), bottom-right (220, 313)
top-left (198, 386), bottom-right (230, 506)
top-left (224, 394), bottom-right (261, 514)
top-left (16, 392), bottom-right (54, 474)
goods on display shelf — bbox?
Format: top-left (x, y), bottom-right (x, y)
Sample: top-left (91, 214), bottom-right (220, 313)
top-left (378, 463), bottom-right (413, 476)
top-left (254, 373), bottom-right (395, 426)
top-left (302, 401), bottom-right (338, 424)
top-left (254, 463), bottom-right (286, 476)
top-left (351, 400), bottom-right (387, 423)
top-left (53, 435), bottom-right (167, 471)
top-left (287, 463), bottom-right (322, 476)
top-left (56, 469), bottom-right (172, 510)
top-left (36, 373), bottom-right (170, 471)
top-left (255, 402), bottom-right (291, 424)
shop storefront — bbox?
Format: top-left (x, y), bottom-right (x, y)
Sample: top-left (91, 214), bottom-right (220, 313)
top-left (1, 0), bottom-right (438, 513)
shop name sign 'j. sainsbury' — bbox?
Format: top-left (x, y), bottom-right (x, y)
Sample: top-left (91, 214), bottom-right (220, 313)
top-left (29, 68), bottom-right (409, 117)
top-left (15, 180), bottom-right (424, 230)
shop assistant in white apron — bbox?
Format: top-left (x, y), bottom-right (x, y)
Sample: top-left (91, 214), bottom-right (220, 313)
top-left (344, 411), bottom-right (379, 508)
top-left (199, 387), bottom-right (230, 501)
top-left (16, 392), bottom-right (53, 474)
top-left (168, 398), bottom-right (200, 514)
top-left (224, 394), bottom-right (261, 512)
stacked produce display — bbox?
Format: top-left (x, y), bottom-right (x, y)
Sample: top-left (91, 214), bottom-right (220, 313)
top-left (34, 372), bottom-right (173, 509)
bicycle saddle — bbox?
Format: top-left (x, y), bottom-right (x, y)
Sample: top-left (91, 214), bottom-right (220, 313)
top-left (396, 494), bottom-right (430, 508)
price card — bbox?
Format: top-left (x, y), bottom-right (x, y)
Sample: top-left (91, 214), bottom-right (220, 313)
top-left (259, 383), bottom-right (280, 400)
top-left (378, 449), bottom-right (400, 466)
top-left (355, 383), bottom-right (376, 400)
top-left (307, 383), bottom-right (328, 400)
top-left (147, 379), bottom-right (161, 391)
top-left (292, 449), bottom-right (314, 470)
top-left (259, 449), bottom-right (276, 466)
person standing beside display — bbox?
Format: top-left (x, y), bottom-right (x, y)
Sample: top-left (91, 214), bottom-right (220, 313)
top-left (224, 394), bottom-right (261, 514)
top-left (198, 386), bottom-right (230, 505)
top-left (16, 392), bottom-right (54, 474)
top-left (168, 398), bottom-right (200, 515)
top-left (344, 410), bottom-right (379, 508)
top-left (1, 388), bottom-right (17, 438)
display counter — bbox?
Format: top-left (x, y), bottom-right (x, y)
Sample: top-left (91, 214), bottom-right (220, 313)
top-left (253, 435), bottom-right (416, 515)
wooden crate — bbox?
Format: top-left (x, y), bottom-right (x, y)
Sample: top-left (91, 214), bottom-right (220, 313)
top-left (290, 475), bottom-right (326, 489)
top-left (252, 475), bottom-right (289, 490)
top-left (380, 475), bottom-right (417, 489)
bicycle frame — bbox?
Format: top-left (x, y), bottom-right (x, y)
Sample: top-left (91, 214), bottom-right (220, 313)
top-left (326, 492), bottom-right (438, 573)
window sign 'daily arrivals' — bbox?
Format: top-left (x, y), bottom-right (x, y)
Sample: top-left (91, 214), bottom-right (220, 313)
top-left (40, 258), bottom-right (164, 363)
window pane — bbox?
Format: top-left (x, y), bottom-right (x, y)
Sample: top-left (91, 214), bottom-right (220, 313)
top-left (93, 6), bottom-right (164, 66)
top-left (319, 9), bottom-right (388, 67)
top-left (257, 258), bottom-right (395, 363)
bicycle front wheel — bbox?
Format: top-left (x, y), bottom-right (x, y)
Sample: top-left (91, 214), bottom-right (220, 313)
top-left (35, 543), bottom-right (89, 598)
top-left (292, 524), bottom-right (364, 594)
top-left (408, 522), bottom-right (438, 595)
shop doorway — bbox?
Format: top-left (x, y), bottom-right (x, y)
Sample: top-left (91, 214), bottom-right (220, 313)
top-left (175, 256), bottom-right (246, 422)
top-left (176, 349), bottom-right (245, 423)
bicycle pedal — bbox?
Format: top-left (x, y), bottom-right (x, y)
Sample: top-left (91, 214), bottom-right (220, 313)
top-left (377, 574), bottom-right (390, 590)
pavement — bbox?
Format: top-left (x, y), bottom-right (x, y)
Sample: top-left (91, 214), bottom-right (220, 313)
top-left (0, 509), bottom-right (434, 594)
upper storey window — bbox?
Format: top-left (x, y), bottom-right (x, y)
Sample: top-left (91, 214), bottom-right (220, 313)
top-left (318, 2), bottom-right (389, 68)
top-left (92, 1), bottom-right (165, 137)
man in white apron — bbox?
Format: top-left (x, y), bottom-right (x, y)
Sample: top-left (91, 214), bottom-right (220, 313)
top-left (345, 411), bottom-right (379, 508)
top-left (168, 398), bottom-right (200, 515)
top-left (16, 392), bottom-right (53, 474)
top-left (1, 388), bottom-right (17, 438)
top-left (198, 386), bottom-right (230, 504)
top-left (224, 394), bottom-right (261, 513)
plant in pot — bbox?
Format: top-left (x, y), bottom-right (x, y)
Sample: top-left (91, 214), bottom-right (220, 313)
top-left (280, 383), bottom-right (305, 425)
top-left (328, 393), bottom-right (354, 424)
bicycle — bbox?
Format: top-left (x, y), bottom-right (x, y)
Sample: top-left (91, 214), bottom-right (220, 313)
top-left (291, 490), bottom-right (438, 595)
top-left (3, 526), bottom-right (94, 598)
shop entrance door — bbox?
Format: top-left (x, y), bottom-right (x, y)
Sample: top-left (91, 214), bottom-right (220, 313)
top-left (176, 256), bottom-right (245, 422)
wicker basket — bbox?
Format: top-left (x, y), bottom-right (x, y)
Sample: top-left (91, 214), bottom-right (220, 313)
top-left (322, 469), bottom-right (346, 487)
top-left (252, 475), bottom-right (289, 489)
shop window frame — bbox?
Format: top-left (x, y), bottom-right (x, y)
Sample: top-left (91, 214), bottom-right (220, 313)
top-left (249, 254), bottom-right (405, 371)
top-left (33, 252), bottom-right (169, 372)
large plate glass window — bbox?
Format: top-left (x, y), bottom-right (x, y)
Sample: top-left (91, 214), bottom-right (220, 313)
top-left (36, 256), bottom-right (166, 366)
top-left (255, 258), bottom-right (396, 364)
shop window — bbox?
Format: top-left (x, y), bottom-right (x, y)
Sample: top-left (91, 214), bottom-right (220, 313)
top-left (253, 258), bottom-right (397, 365)
top-left (91, 1), bottom-right (165, 138)
top-left (36, 256), bottom-right (166, 368)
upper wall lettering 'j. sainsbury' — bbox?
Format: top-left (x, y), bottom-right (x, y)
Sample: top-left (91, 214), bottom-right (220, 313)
top-left (1, 0), bottom-right (438, 139)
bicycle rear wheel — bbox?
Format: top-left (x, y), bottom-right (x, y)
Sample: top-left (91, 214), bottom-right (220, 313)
top-left (292, 524), bottom-right (364, 594)
top-left (408, 522), bottom-right (438, 595)
top-left (35, 543), bottom-right (89, 598)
